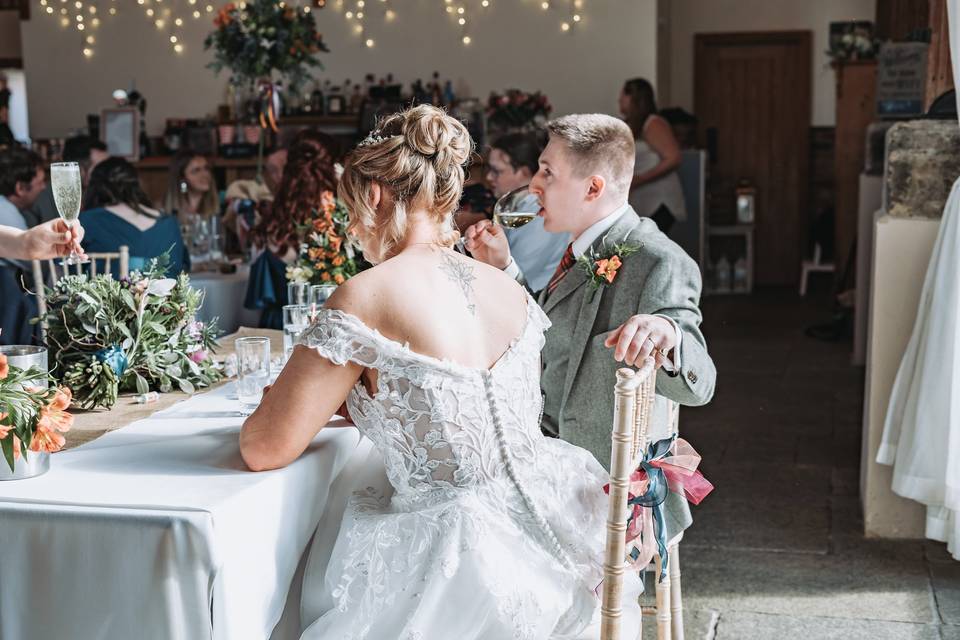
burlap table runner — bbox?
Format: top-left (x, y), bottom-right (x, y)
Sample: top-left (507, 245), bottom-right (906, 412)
top-left (63, 328), bottom-right (284, 450)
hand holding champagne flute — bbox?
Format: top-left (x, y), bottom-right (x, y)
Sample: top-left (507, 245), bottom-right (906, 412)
top-left (50, 162), bottom-right (88, 266)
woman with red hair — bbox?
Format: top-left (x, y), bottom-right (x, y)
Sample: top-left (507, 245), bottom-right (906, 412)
top-left (244, 129), bottom-right (341, 328)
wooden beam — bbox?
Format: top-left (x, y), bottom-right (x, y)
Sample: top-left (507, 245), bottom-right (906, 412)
top-left (925, 0), bottom-right (954, 109)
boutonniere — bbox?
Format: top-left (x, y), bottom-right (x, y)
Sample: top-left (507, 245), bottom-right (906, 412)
top-left (576, 241), bottom-right (642, 298)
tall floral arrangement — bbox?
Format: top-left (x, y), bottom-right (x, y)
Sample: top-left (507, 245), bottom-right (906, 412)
top-left (286, 191), bottom-right (368, 286)
top-left (41, 260), bottom-right (223, 411)
top-left (204, 0), bottom-right (329, 91)
top-left (0, 356), bottom-right (74, 472)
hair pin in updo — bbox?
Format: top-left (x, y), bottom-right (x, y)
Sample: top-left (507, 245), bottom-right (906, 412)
top-left (356, 132), bottom-right (391, 149)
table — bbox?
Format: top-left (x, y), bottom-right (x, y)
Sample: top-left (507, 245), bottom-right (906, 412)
top-left (0, 347), bottom-right (363, 640)
top-left (191, 265), bottom-right (261, 335)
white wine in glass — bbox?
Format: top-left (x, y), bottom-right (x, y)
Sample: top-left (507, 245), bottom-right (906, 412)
top-left (50, 162), bottom-right (88, 266)
top-left (493, 184), bottom-right (540, 229)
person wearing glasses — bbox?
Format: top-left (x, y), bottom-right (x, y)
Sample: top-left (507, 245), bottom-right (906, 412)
top-left (483, 132), bottom-right (569, 293)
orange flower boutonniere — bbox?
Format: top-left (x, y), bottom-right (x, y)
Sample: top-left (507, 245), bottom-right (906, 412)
top-left (577, 241), bottom-right (642, 298)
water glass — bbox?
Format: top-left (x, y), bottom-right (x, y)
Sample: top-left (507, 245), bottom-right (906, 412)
top-left (236, 337), bottom-right (271, 415)
top-left (309, 284), bottom-right (337, 314)
top-left (288, 282), bottom-right (309, 306)
top-left (282, 304), bottom-right (311, 361)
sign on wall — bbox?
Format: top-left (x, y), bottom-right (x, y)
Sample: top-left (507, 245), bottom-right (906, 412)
top-left (877, 42), bottom-right (929, 118)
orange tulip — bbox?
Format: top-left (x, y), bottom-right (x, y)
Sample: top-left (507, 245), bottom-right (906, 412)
top-left (0, 353), bottom-right (7, 380)
top-left (333, 273), bottom-right (345, 285)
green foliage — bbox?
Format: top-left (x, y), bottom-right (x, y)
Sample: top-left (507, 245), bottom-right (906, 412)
top-left (42, 260), bottom-right (223, 410)
top-left (203, 0), bottom-right (329, 91)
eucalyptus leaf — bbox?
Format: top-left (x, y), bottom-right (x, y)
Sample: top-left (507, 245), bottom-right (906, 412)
top-left (178, 379), bottom-right (195, 394)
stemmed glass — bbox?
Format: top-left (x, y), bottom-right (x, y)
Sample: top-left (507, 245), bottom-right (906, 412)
top-left (492, 184), bottom-right (540, 229)
top-left (50, 162), bottom-right (88, 265)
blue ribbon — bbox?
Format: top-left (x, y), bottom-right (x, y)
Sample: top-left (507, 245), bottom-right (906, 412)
top-left (626, 434), bottom-right (677, 582)
top-left (94, 345), bottom-right (128, 377)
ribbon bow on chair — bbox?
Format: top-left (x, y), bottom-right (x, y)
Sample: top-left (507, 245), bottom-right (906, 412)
top-left (604, 435), bottom-right (714, 582)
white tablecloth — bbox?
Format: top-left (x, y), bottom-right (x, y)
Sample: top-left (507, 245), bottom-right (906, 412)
top-left (192, 265), bottom-right (261, 334)
top-left (0, 382), bottom-right (362, 640)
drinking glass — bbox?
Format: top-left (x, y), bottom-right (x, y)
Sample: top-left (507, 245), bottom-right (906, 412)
top-left (50, 162), bottom-right (88, 265)
top-left (209, 216), bottom-right (224, 263)
top-left (309, 284), bottom-right (337, 315)
top-left (492, 184), bottom-right (540, 229)
top-left (282, 304), bottom-right (311, 361)
top-left (236, 337), bottom-right (271, 415)
top-left (191, 217), bottom-right (212, 266)
top-left (287, 282), bottom-right (309, 306)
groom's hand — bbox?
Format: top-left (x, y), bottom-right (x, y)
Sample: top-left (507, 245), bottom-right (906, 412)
top-left (464, 219), bottom-right (511, 269)
top-left (605, 315), bottom-right (677, 368)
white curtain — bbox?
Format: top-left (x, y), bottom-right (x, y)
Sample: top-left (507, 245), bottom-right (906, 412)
top-left (876, 0), bottom-right (960, 561)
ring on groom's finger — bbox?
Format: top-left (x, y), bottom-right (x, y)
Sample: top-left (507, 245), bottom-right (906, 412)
top-left (646, 337), bottom-right (666, 359)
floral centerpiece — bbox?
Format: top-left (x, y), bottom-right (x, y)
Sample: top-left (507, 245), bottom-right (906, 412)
top-left (0, 355), bottom-right (74, 472)
top-left (286, 191), bottom-right (368, 287)
top-left (41, 260), bottom-right (223, 411)
top-left (486, 89), bottom-right (552, 137)
top-left (827, 22), bottom-right (878, 63)
top-left (204, 0), bottom-right (329, 92)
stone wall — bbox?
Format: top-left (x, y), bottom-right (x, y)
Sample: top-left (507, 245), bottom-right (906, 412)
top-left (885, 120), bottom-right (960, 219)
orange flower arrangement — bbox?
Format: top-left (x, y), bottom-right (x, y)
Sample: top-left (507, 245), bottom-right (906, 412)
top-left (286, 190), bottom-right (368, 287)
top-left (0, 362), bottom-right (74, 470)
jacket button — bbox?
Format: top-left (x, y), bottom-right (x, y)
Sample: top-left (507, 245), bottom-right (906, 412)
top-left (687, 371), bottom-right (698, 384)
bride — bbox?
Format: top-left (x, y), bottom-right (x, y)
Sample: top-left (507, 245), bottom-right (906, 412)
top-left (239, 105), bottom-right (641, 639)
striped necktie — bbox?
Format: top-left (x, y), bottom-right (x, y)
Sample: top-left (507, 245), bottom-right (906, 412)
top-left (546, 243), bottom-right (576, 296)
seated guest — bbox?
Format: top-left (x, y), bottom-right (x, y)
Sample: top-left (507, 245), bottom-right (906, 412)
top-left (249, 130), bottom-right (339, 262)
top-left (245, 130), bottom-right (340, 328)
top-left (484, 132), bottom-right (569, 293)
top-left (0, 145), bottom-right (45, 230)
top-left (80, 157), bottom-right (188, 278)
top-left (24, 135), bottom-right (109, 227)
top-left (263, 147), bottom-right (288, 196)
top-left (163, 149), bottom-right (219, 225)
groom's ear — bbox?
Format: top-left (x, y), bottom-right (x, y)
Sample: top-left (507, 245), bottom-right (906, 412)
top-left (584, 175), bottom-right (606, 202)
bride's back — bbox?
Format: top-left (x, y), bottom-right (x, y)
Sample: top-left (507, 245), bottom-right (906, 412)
top-left (331, 247), bottom-right (528, 371)
top-left (334, 103), bottom-right (530, 371)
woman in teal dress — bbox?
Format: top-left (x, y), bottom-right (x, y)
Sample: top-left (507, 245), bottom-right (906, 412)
top-left (80, 157), bottom-right (188, 278)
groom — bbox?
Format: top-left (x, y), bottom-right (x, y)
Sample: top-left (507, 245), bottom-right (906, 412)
top-left (466, 114), bottom-right (716, 535)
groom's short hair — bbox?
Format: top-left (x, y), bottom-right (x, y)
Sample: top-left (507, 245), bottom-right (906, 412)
top-left (546, 114), bottom-right (635, 196)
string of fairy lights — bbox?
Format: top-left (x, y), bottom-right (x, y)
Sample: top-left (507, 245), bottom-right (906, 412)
top-left (36, 0), bottom-right (588, 57)
top-left (331, 0), bottom-right (586, 47)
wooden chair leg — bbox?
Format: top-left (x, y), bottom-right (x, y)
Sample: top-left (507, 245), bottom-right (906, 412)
top-left (655, 554), bottom-right (671, 640)
top-left (669, 545), bottom-right (684, 640)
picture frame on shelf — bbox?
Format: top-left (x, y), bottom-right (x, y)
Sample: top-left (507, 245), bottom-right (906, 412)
top-left (100, 107), bottom-right (140, 161)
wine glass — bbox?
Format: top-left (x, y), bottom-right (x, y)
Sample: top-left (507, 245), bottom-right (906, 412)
top-left (492, 184), bottom-right (541, 229)
top-left (50, 162), bottom-right (88, 266)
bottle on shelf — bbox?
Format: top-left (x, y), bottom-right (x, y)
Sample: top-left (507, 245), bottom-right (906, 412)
top-left (733, 257), bottom-right (748, 292)
top-left (715, 256), bottom-right (732, 293)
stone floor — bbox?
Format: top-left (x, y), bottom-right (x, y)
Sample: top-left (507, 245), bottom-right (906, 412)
top-left (644, 287), bottom-right (960, 639)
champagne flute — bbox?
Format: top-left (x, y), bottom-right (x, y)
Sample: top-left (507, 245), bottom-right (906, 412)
top-left (492, 184), bottom-right (540, 229)
top-left (50, 162), bottom-right (88, 265)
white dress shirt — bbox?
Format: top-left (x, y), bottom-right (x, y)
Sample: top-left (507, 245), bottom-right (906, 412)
top-left (505, 201), bottom-right (683, 371)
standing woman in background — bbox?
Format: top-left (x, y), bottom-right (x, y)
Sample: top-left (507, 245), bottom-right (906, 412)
top-left (163, 149), bottom-right (220, 224)
top-left (620, 77), bottom-right (687, 235)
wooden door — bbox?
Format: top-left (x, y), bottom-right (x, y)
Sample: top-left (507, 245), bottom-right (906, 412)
top-left (695, 31), bottom-right (812, 286)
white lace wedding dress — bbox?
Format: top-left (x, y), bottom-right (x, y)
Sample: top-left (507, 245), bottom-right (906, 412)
top-left (297, 295), bottom-right (641, 640)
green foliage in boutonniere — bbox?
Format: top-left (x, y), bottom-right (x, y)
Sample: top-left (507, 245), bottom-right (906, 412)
top-left (576, 241), bottom-right (642, 298)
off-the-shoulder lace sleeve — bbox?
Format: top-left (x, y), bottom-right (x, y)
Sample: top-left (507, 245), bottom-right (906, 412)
top-left (298, 308), bottom-right (386, 369)
top-left (527, 295), bottom-right (552, 335)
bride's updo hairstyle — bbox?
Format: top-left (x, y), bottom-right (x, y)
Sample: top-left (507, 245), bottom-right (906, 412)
top-left (339, 104), bottom-right (473, 263)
